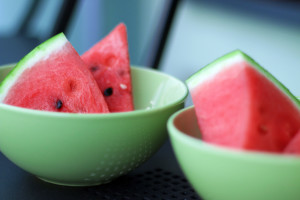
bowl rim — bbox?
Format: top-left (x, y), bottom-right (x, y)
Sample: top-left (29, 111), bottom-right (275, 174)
top-left (0, 64), bottom-right (188, 119)
top-left (167, 106), bottom-right (300, 162)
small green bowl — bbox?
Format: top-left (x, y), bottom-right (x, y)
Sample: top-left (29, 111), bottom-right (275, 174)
top-left (0, 64), bottom-right (188, 186)
top-left (168, 106), bottom-right (300, 200)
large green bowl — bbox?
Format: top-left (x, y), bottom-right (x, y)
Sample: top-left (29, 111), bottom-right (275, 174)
top-left (168, 106), bottom-right (300, 200)
top-left (0, 64), bottom-right (188, 186)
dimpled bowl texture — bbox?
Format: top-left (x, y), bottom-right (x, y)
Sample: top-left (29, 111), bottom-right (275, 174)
top-left (168, 106), bottom-right (300, 200)
top-left (0, 64), bottom-right (188, 186)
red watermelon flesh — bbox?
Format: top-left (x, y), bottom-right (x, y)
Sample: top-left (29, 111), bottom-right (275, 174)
top-left (2, 34), bottom-right (109, 113)
top-left (81, 23), bottom-right (134, 112)
top-left (188, 51), bottom-right (300, 153)
top-left (283, 130), bottom-right (300, 155)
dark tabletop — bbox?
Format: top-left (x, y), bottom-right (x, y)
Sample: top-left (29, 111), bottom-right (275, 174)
top-left (0, 139), bottom-right (201, 200)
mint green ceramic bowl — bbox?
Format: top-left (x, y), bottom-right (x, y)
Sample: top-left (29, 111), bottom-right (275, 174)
top-left (0, 64), bottom-right (188, 186)
top-left (168, 106), bottom-right (300, 200)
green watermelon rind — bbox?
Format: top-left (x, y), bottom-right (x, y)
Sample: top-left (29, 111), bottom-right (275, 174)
top-left (0, 33), bottom-right (67, 102)
top-left (186, 50), bottom-right (300, 109)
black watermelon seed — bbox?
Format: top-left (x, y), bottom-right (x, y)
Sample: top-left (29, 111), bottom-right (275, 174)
top-left (90, 66), bottom-right (99, 72)
top-left (56, 99), bottom-right (63, 109)
top-left (103, 87), bottom-right (113, 96)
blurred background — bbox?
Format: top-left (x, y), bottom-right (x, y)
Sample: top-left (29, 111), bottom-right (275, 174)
top-left (0, 0), bottom-right (300, 106)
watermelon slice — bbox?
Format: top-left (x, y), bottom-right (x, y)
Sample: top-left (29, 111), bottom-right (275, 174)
top-left (0, 33), bottom-right (109, 113)
top-left (186, 50), bottom-right (300, 153)
top-left (81, 23), bottom-right (134, 112)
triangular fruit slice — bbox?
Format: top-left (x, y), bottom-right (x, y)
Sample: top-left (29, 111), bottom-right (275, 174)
top-left (81, 23), bottom-right (134, 112)
top-left (186, 50), bottom-right (300, 153)
top-left (283, 129), bottom-right (300, 155)
top-left (0, 33), bottom-right (109, 113)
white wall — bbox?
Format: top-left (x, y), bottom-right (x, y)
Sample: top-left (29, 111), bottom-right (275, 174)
top-left (160, 0), bottom-right (300, 106)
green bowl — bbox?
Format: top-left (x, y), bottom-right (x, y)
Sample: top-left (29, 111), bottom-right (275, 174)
top-left (0, 64), bottom-right (188, 186)
top-left (168, 106), bottom-right (300, 200)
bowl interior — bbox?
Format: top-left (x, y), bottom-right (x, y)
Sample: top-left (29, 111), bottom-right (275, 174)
top-left (131, 67), bottom-right (187, 110)
top-left (173, 105), bottom-right (201, 139)
top-left (0, 64), bottom-right (188, 112)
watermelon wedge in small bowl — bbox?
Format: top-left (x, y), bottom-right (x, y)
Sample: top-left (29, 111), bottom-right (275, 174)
top-left (167, 50), bottom-right (300, 200)
top-left (0, 32), bottom-right (188, 186)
